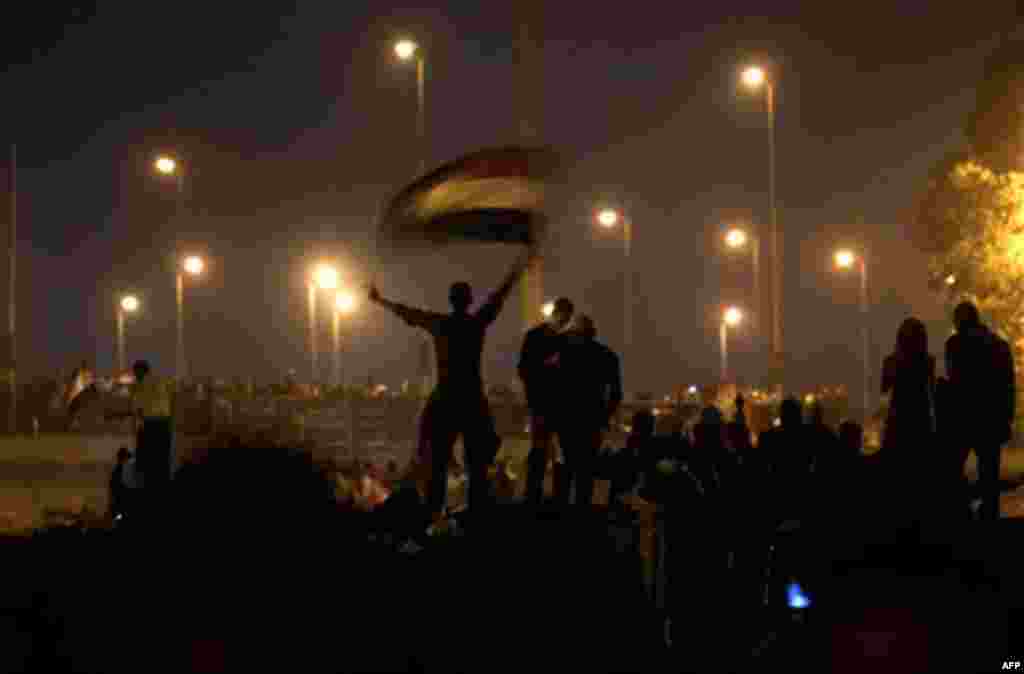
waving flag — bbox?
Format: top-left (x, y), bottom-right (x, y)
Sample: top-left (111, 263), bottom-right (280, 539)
top-left (378, 146), bottom-right (560, 250)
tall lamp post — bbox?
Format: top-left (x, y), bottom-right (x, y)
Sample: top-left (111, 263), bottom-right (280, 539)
top-left (309, 264), bottom-right (338, 386)
top-left (834, 248), bottom-right (870, 421)
top-left (721, 306), bottom-right (744, 384)
top-left (394, 39), bottom-right (426, 175)
top-left (596, 206), bottom-right (632, 393)
top-left (176, 256), bottom-right (205, 385)
top-left (333, 289), bottom-right (357, 390)
top-left (741, 65), bottom-right (782, 395)
top-left (116, 295), bottom-right (140, 374)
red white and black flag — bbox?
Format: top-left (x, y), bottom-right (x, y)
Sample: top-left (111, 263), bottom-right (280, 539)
top-left (378, 146), bottom-right (560, 249)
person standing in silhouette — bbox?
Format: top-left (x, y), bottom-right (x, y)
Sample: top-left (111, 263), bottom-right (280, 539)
top-left (369, 243), bottom-right (536, 523)
top-left (554, 315), bottom-right (623, 508)
top-left (945, 302), bottom-right (1016, 522)
top-left (758, 397), bottom-right (810, 524)
top-left (518, 297), bottom-right (574, 506)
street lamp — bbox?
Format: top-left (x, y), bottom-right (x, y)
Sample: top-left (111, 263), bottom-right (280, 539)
top-left (721, 306), bottom-right (743, 384)
top-left (154, 156), bottom-right (177, 175)
top-left (177, 255), bottom-right (205, 385)
top-left (740, 64), bottom-right (782, 396)
top-left (945, 274), bottom-right (957, 286)
top-left (308, 263), bottom-right (339, 385)
top-left (541, 301), bottom-right (555, 318)
top-left (116, 294), bottom-right (140, 373)
top-left (332, 289), bottom-right (358, 391)
top-left (394, 38), bottom-right (426, 174)
top-left (833, 247), bottom-right (871, 422)
top-left (595, 205), bottom-right (633, 393)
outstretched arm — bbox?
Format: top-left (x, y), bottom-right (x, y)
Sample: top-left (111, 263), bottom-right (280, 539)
top-left (477, 242), bottom-right (539, 325)
top-left (369, 285), bottom-right (441, 332)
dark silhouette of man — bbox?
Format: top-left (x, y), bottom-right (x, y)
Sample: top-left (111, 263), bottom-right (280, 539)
top-left (554, 315), bottom-right (623, 508)
top-left (607, 409), bottom-right (655, 509)
top-left (519, 296), bottom-right (574, 505)
top-left (944, 301), bottom-right (1016, 522)
top-left (369, 245), bottom-right (536, 523)
top-left (758, 397), bottom-right (811, 524)
top-left (131, 360), bottom-right (174, 515)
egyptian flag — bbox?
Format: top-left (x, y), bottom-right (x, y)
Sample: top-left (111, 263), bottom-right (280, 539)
top-left (378, 146), bottom-right (560, 249)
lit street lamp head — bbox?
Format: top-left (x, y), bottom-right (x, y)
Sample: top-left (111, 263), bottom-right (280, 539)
top-left (723, 306), bottom-right (743, 327)
top-left (725, 228), bottom-right (748, 249)
top-left (742, 66), bottom-right (767, 88)
top-left (155, 156), bottom-right (177, 175)
top-left (336, 290), bottom-right (357, 314)
top-left (313, 264), bottom-right (339, 290)
top-left (394, 39), bottom-right (418, 61)
top-left (120, 295), bottom-right (139, 313)
top-left (945, 274), bottom-right (957, 286)
top-left (834, 249), bottom-right (856, 270)
top-left (541, 301), bottom-right (555, 318)
top-left (183, 255), bottom-right (204, 276)
top-left (596, 208), bottom-right (619, 229)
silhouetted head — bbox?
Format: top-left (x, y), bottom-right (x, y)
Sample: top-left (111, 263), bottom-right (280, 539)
top-left (132, 360), bottom-right (151, 381)
top-left (116, 448), bottom-right (131, 463)
top-left (551, 297), bottom-right (574, 330)
top-left (810, 401), bottom-right (826, 426)
top-left (631, 409), bottom-right (655, 438)
top-left (896, 317), bottom-right (929, 358)
top-left (953, 301), bottom-right (980, 332)
top-left (694, 406), bottom-right (725, 447)
top-left (780, 397), bottom-right (803, 428)
top-left (838, 421), bottom-right (863, 455)
top-left (449, 282), bottom-right (473, 313)
top-left (571, 314), bottom-right (597, 340)
top-left (735, 393), bottom-right (745, 411)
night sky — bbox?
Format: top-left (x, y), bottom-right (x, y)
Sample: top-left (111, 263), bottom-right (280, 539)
top-left (0, 2), bottom-right (1020, 400)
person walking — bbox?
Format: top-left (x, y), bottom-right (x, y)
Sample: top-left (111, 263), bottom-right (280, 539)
top-left (945, 302), bottom-right (1016, 522)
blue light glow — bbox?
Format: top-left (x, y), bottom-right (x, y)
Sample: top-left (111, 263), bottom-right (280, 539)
top-left (786, 581), bottom-right (810, 609)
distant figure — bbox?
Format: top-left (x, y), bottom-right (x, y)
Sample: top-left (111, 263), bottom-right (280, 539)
top-left (132, 360), bottom-right (175, 509)
top-left (726, 394), bottom-right (754, 468)
top-left (554, 315), bottom-right (623, 508)
top-left (608, 409), bottom-right (655, 508)
top-left (881, 318), bottom-right (937, 463)
top-left (519, 296), bottom-right (574, 506)
top-left (945, 302), bottom-right (1016, 522)
top-left (369, 243), bottom-right (536, 523)
top-left (806, 401), bottom-right (839, 476)
top-left (758, 397), bottom-right (810, 523)
top-left (109, 448), bottom-right (133, 522)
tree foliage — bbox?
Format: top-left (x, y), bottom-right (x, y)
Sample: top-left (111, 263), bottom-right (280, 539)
top-left (915, 159), bottom-right (1024, 362)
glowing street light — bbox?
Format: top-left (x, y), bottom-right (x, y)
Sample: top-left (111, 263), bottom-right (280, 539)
top-left (724, 306), bottom-right (743, 327)
top-left (154, 156), bottom-right (177, 175)
top-left (741, 66), bottom-right (766, 89)
top-left (394, 39), bottom-right (418, 61)
top-left (313, 264), bottom-right (339, 290)
top-left (834, 249), bottom-right (856, 270)
top-left (945, 274), bottom-right (957, 286)
top-left (541, 301), bottom-right (555, 318)
top-left (116, 294), bottom-right (140, 373)
top-left (183, 255), bottom-right (204, 276)
top-left (597, 208), bottom-right (619, 229)
top-left (725, 228), bottom-right (748, 249)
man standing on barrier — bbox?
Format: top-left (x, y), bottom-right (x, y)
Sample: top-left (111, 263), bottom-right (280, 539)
top-left (555, 315), bottom-right (623, 508)
top-left (518, 296), bottom-right (574, 505)
top-left (369, 242), bottom-right (537, 526)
